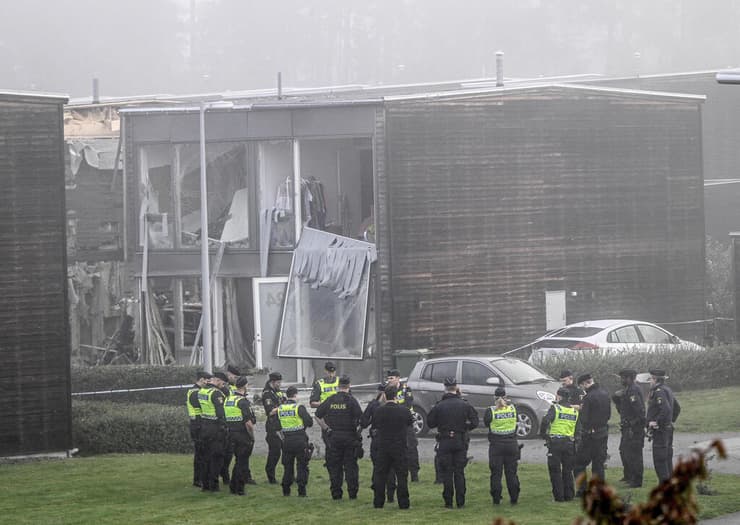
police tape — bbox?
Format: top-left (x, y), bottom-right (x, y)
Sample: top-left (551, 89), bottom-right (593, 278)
top-left (71, 381), bottom-right (382, 397)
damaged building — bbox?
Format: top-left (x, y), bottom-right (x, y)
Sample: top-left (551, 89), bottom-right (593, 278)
top-left (117, 81), bottom-right (705, 383)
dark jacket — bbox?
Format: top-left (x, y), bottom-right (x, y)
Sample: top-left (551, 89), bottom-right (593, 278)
top-left (315, 391), bottom-right (362, 433)
top-left (372, 401), bottom-right (413, 446)
top-left (647, 382), bottom-right (681, 429)
top-left (427, 392), bottom-right (479, 435)
top-left (262, 381), bottom-right (285, 432)
top-left (613, 383), bottom-right (646, 432)
top-left (578, 383), bottom-right (611, 436)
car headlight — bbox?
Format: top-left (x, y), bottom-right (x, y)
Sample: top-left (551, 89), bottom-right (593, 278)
top-left (537, 390), bottom-right (556, 403)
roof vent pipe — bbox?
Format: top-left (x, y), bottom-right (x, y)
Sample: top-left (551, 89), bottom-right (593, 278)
top-left (495, 51), bottom-right (504, 87)
top-left (277, 72), bottom-right (282, 100)
top-left (92, 77), bottom-right (100, 104)
top-left (633, 51), bottom-right (641, 78)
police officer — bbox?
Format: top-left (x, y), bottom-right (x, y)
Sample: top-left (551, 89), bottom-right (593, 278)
top-left (484, 386), bottom-right (520, 506)
top-left (221, 365), bottom-right (241, 484)
top-left (310, 361), bottom-right (340, 461)
top-left (224, 376), bottom-right (256, 496)
top-left (540, 387), bottom-right (579, 502)
top-left (198, 372), bottom-right (227, 491)
top-left (262, 371), bottom-right (285, 484)
top-left (186, 370), bottom-right (210, 487)
top-left (613, 368), bottom-right (646, 487)
top-left (370, 384), bottom-right (413, 509)
top-left (427, 377), bottom-right (479, 509)
top-left (386, 369), bottom-right (420, 482)
top-left (361, 383), bottom-right (398, 503)
top-left (278, 386), bottom-right (314, 497)
top-left (574, 373), bottom-right (611, 495)
top-left (316, 375), bottom-right (363, 500)
top-left (646, 368), bottom-right (681, 483)
top-left (559, 369), bottom-right (585, 409)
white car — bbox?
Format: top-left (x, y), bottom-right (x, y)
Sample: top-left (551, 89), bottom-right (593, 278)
top-left (527, 319), bottom-right (703, 364)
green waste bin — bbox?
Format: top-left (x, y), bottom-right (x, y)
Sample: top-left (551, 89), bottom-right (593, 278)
top-left (392, 348), bottom-right (431, 378)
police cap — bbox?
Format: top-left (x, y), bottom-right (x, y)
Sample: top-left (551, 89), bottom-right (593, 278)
top-left (324, 361), bottom-right (336, 371)
top-left (285, 386), bottom-right (298, 397)
top-left (443, 376), bottom-right (457, 387)
top-left (494, 386), bottom-right (506, 397)
top-left (235, 376), bottom-right (249, 388)
top-left (557, 387), bottom-right (571, 399)
top-left (618, 368), bottom-right (637, 378)
top-left (213, 372), bottom-right (229, 382)
top-left (559, 369), bottom-right (574, 379)
top-left (386, 369), bottom-right (401, 378)
top-left (269, 371), bottom-right (283, 381)
top-left (196, 370), bottom-right (212, 380)
top-left (226, 365), bottom-right (241, 376)
top-left (649, 368), bottom-right (667, 378)
top-left (576, 373), bottom-right (592, 385)
top-left (338, 375), bottom-right (351, 386)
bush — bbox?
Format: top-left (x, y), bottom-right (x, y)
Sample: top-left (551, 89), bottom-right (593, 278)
top-left (536, 345), bottom-right (740, 393)
top-left (72, 400), bottom-right (191, 455)
top-left (72, 365), bottom-right (201, 405)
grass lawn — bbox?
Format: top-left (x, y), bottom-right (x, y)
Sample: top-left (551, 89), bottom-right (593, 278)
top-left (1, 454), bottom-right (739, 525)
top-left (606, 385), bottom-right (740, 434)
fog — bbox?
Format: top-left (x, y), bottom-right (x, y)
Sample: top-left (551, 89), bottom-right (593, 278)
top-left (2, 0), bottom-right (740, 98)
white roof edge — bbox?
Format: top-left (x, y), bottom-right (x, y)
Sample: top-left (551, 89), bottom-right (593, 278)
top-left (382, 83), bottom-right (706, 103)
top-left (0, 89), bottom-right (68, 101)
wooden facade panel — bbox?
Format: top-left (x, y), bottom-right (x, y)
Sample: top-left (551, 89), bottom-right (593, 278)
top-left (0, 96), bottom-right (71, 455)
top-left (384, 90), bottom-right (704, 354)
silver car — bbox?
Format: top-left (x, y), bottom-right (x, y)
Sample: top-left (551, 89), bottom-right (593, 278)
top-left (406, 356), bottom-right (559, 439)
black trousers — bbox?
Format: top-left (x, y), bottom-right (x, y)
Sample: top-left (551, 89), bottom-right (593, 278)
top-left (437, 436), bottom-right (468, 507)
top-left (281, 433), bottom-right (310, 493)
top-left (406, 426), bottom-right (419, 477)
top-left (547, 438), bottom-right (575, 501)
top-left (574, 432), bottom-right (608, 493)
top-left (370, 438), bottom-right (396, 500)
top-left (228, 431), bottom-right (254, 493)
top-left (652, 427), bottom-right (674, 483)
top-left (619, 429), bottom-right (644, 486)
top-left (489, 440), bottom-right (520, 504)
top-left (221, 433), bottom-right (233, 481)
top-left (372, 442), bottom-right (409, 509)
top-left (199, 422), bottom-right (225, 490)
top-left (326, 431), bottom-right (359, 499)
top-left (189, 421), bottom-right (203, 485)
top-left (265, 430), bottom-right (282, 481)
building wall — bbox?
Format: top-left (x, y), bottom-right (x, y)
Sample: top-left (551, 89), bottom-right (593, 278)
top-left (0, 93), bottom-right (71, 455)
top-left (383, 87), bottom-right (705, 354)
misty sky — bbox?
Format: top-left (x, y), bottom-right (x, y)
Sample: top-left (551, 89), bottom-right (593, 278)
top-left (2, 0), bottom-right (740, 99)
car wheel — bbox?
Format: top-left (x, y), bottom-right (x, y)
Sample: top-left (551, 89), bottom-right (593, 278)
top-left (515, 407), bottom-right (537, 439)
top-left (411, 406), bottom-right (428, 436)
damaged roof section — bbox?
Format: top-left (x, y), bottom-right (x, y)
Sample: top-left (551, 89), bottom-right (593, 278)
top-left (66, 138), bottom-right (122, 177)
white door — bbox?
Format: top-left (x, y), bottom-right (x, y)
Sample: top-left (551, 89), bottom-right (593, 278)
top-left (545, 290), bottom-right (567, 331)
top-left (253, 277), bottom-right (299, 382)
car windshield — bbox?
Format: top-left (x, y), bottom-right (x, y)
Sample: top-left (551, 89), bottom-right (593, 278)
top-left (553, 327), bottom-right (602, 338)
top-left (490, 358), bottom-right (552, 384)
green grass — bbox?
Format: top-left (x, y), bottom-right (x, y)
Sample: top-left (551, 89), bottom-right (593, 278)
top-left (1, 455), bottom-right (739, 525)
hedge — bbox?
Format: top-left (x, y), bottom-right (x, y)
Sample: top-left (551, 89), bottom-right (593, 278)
top-left (72, 400), bottom-right (191, 455)
top-left (536, 345), bottom-right (740, 393)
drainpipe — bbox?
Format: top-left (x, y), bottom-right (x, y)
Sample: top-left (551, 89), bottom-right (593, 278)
top-left (199, 102), bottom-right (212, 374)
top-left (496, 51), bottom-right (504, 87)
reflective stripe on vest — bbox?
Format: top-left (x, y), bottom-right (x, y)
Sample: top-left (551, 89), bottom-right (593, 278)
top-left (396, 384), bottom-right (415, 412)
top-left (198, 387), bottom-right (218, 420)
top-left (488, 405), bottom-right (517, 435)
top-left (186, 387), bottom-right (201, 419)
top-left (318, 377), bottom-right (340, 403)
top-left (278, 403), bottom-right (304, 432)
top-left (224, 394), bottom-right (244, 422)
top-left (549, 404), bottom-right (578, 438)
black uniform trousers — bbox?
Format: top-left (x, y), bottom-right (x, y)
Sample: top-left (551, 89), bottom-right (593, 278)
top-left (619, 428), bottom-right (644, 486)
top-left (489, 440), bottom-right (520, 504)
top-left (372, 442), bottom-right (409, 509)
top-left (370, 437), bottom-right (396, 500)
top-left (281, 432), bottom-right (310, 494)
top-left (228, 431), bottom-right (253, 493)
top-left (546, 438), bottom-right (576, 501)
top-left (265, 430), bottom-right (282, 481)
top-left (437, 434), bottom-right (468, 507)
top-left (199, 421), bottom-right (225, 490)
top-left (652, 426), bottom-right (674, 483)
top-left (326, 431), bottom-right (360, 499)
top-left (574, 431), bottom-right (608, 493)
top-left (406, 426), bottom-right (420, 478)
top-left (189, 420), bottom-right (204, 485)
top-left (221, 434), bottom-right (233, 482)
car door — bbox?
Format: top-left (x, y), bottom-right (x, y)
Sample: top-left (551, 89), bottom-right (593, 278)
top-left (605, 324), bottom-right (642, 354)
top-left (413, 359), bottom-right (459, 414)
top-left (636, 324), bottom-right (673, 352)
top-left (460, 360), bottom-right (501, 423)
